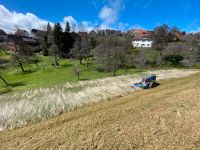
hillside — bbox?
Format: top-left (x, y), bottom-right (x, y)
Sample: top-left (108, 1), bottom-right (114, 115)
top-left (1, 72), bottom-right (200, 149)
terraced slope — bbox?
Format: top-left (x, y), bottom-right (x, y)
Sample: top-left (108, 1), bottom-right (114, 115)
top-left (1, 73), bottom-right (200, 149)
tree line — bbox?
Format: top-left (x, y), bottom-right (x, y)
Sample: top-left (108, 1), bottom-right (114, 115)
top-left (0, 23), bottom-right (200, 84)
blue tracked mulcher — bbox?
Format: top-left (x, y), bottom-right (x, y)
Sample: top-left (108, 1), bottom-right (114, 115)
top-left (132, 75), bottom-right (159, 89)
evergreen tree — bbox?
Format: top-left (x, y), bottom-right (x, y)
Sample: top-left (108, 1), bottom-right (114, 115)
top-left (47, 22), bottom-right (51, 33)
top-left (65, 21), bottom-right (71, 33)
top-left (62, 22), bottom-right (74, 58)
top-left (43, 22), bottom-right (52, 56)
top-left (53, 23), bottom-right (63, 51)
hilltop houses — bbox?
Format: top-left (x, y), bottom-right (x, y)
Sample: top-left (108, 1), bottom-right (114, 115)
top-left (0, 29), bottom-right (40, 52)
top-left (97, 29), bottom-right (122, 37)
top-left (132, 38), bottom-right (153, 48)
top-left (128, 29), bottom-right (154, 48)
top-left (0, 27), bottom-right (155, 51)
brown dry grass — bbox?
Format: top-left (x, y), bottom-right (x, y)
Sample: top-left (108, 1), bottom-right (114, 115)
top-left (1, 73), bottom-right (200, 150)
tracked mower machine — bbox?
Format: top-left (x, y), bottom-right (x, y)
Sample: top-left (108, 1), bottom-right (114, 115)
top-left (132, 75), bottom-right (159, 89)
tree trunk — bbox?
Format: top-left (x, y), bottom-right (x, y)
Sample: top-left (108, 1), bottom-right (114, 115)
top-left (35, 63), bottom-right (39, 67)
top-left (79, 59), bottom-right (83, 65)
top-left (113, 68), bottom-right (117, 76)
top-left (54, 55), bottom-right (59, 66)
top-left (158, 51), bottom-right (163, 68)
top-left (19, 62), bottom-right (25, 72)
top-left (86, 58), bottom-right (89, 68)
top-left (125, 65), bottom-right (128, 72)
top-left (0, 75), bottom-right (9, 85)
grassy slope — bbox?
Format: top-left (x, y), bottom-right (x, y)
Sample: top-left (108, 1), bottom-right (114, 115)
top-left (1, 73), bottom-right (200, 149)
top-left (1, 48), bottom-right (190, 94)
top-left (0, 55), bottom-right (145, 94)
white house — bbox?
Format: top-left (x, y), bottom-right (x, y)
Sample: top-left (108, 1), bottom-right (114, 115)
top-left (132, 38), bottom-right (153, 48)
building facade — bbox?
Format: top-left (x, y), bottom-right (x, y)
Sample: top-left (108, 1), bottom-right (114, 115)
top-left (0, 29), bottom-right (8, 47)
top-left (127, 29), bottom-right (154, 48)
top-left (132, 38), bottom-right (153, 48)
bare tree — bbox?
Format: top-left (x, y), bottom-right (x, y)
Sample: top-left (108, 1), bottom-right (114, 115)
top-left (93, 36), bottom-right (131, 76)
top-left (72, 67), bottom-right (81, 80)
top-left (70, 33), bottom-right (95, 66)
top-left (11, 42), bottom-right (39, 72)
top-left (180, 34), bottom-right (200, 67)
top-left (133, 49), bottom-right (150, 68)
top-left (152, 24), bottom-right (170, 66)
top-left (49, 44), bottom-right (59, 66)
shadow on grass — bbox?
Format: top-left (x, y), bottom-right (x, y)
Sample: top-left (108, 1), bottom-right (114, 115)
top-left (61, 63), bottom-right (73, 68)
top-left (8, 82), bottom-right (26, 87)
top-left (20, 70), bottom-right (37, 74)
top-left (80, 78), bottom-right (89, 81)
top-left (0, 88), bottom-right (12, 95)
top-left (0, 82), bottom-right (26, 95)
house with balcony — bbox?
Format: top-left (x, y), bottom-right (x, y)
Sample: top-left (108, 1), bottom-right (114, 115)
top-left (132, 38), bottom-right (153, 48)
top-left (128, 29), bottom-right (154, 48)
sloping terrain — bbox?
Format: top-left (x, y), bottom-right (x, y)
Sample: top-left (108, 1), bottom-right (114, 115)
top-left (0, 69), bottom-right (198, 131)
top-left (1, 72), bottom-right (200, 149)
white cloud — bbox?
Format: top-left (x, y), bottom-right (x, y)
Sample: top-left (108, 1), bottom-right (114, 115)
top-left (0, 5), bottom-right (95, 33)
top-left (62, 16), bottom-right (93, 32)
top-left (78, 21), bottom-right (94, 32)
top-left (0, 4), bottom-right (133, 34)
top-left (99, 6), bottom-right (117, 26)
top-left (0, 5), bottom-right (51, 33)
top-left (99, 0), bottom-right (124, 27)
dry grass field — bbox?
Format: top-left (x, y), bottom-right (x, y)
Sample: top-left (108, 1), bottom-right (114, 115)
top-left (1, 71), bottom-right (200, 149)
top-left (0, 69), bottom-right (198, 131)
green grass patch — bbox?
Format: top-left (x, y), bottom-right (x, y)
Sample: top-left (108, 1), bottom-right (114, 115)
top-left (0, 55), bottom-right (146, 94)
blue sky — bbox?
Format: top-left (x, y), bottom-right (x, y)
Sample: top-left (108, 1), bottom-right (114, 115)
top-left (0, 0), bottom-right (199, 32)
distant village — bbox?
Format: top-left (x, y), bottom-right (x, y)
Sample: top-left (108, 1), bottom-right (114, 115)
top-left (0, 28), bottom-right (158, 53)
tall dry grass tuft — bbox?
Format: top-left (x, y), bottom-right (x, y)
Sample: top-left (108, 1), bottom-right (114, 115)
top-left (0, 69), bottom-right (198, 131)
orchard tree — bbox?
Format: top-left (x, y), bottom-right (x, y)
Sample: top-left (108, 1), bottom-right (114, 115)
top-left (50, 44), bottom-right (60, 66)
top-left (152, 24), bottom-right (170, 66)
top-left (168, 27), bottom-right (181, 42)
top-left (93, 36), bottom-right (130, 76)
top-left (181, 34), bottom-right (200, 67)
top-left (153, 24), bottom-right (170, 50)
top-left (72, 66), bottom-right (82, 80)
top-left (11, 42), bottom-right (38, 72)
top-left (70, 33), bottom-right (95, 66)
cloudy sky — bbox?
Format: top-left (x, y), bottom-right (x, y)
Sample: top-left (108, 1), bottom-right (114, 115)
top-left (0, 0), bottom-right (199, 33)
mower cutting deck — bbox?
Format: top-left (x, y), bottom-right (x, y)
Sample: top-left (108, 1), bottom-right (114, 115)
top-left (132, 75), bottom-right (159, 89)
